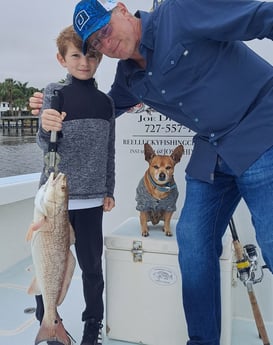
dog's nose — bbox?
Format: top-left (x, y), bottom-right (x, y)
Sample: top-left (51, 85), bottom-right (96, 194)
top-left (159, 172), bottom-right (166, 181)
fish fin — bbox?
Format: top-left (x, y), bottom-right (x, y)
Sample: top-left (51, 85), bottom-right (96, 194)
top-left (25, 223), bottom-right (37, 241)
top-left (57, 250), bottom-right (76, 306)
top-left (25, 226), bottom-right (33, 242)
top-left (27, 276), bottom-right (41, 295)
top-left (35, 317), bottom-right (71, 345)
top-left (69, 223), bottom-right (76, 245)
top-left (25, 217), bottom-right (46, 241)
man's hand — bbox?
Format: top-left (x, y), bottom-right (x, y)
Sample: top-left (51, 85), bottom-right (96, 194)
top-left (29, 92), bottom-right (44, 115)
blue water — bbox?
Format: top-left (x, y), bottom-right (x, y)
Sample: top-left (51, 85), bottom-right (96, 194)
top-left (0, 128), bottom-right (43, 178)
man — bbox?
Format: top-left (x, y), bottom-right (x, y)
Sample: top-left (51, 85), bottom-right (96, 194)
top-left (30, 0), bottom-right (273, 344)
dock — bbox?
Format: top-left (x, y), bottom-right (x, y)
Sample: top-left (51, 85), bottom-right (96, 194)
top-left (1, 116), bottom-right (39, 134)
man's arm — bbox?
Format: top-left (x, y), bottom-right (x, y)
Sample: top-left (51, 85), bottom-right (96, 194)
top-left (176, 0), bottom-right (273, 41)
top-left (108, 61), bottom-right (140, 117)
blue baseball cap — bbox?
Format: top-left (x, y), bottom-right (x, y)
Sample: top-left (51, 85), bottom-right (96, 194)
top-left (73, 0), bottom-right (116, 54)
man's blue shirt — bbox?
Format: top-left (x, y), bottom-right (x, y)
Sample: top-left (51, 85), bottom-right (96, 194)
top-left (109, 0), bottom-right (273, 182)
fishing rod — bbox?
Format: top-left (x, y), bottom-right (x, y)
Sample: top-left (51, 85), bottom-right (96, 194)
top-left (44, 90), bottom-right (63, 177)
top-left (229, 217), bottom-right (270, 345)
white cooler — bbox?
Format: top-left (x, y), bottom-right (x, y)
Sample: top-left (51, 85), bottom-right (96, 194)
top-left (104, 217), bottom-right (233, 345)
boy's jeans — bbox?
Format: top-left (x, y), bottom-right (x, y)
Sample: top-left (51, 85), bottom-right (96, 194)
top-left (176, 145), bottom-right (273, 345)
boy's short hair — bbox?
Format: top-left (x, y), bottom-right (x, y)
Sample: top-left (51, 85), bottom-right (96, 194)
top-left (56, 25), bottom-right (102, 60)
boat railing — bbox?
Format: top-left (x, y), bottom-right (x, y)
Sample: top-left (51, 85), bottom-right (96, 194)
top-left (0, 173), bottom-right (40, 272)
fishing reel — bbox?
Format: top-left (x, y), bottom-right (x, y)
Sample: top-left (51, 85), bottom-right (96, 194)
top-left (236, 244), bottom-right (264, 285)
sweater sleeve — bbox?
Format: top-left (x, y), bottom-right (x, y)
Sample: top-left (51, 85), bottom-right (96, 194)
top-left (105, 97), bottom-right (116, 198)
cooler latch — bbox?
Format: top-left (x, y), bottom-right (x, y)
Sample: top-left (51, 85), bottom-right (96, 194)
top-left (131, 241), bottom-right (143, 262)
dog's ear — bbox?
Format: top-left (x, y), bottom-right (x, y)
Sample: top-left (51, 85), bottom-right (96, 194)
top-left (171, 145), bottom-right (184, 164)
top-left (144, 143), bottom-right (156, 162)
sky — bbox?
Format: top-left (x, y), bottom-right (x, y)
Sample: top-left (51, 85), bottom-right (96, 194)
top-left (0, 0), bottom-right (79, 89)
top-left (1, 0), bottom-right (273, 92)
top-left (0, 0), bottom-right (150, 92)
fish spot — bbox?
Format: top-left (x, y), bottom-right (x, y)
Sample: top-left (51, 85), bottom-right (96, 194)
top-left (24, 307), bottom-right (36, 314)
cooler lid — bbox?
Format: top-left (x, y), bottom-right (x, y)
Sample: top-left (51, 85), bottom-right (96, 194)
top-left (104, 217), bottom-right (232, 259)
top-left (104, 217), bottom-right (179, 255)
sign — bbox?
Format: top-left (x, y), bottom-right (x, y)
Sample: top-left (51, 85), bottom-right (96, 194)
top-left (121, 104), bottom-right (194, 157)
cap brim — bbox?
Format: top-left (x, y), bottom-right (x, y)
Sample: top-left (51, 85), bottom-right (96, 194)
top-left (82, 12), bottom-right (111, 54)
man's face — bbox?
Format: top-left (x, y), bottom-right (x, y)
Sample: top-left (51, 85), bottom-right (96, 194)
top-left (87, 4), bottom-right (139, 60)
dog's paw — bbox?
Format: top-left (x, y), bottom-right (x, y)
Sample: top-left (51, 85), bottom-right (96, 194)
top-left (163, 228), bottom-right (173, 237)
top-left (142, 231), bottom-right (149, 237)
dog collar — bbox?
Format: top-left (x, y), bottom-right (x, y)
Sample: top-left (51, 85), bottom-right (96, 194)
top-left (148, 173), bottom-right (177, 193)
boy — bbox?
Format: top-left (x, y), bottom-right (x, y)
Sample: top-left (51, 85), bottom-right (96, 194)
top-left (35, 25), bottom-right (115, 345)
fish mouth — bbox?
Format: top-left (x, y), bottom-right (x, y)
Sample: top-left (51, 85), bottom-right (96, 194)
top-left (47, 172), bottom-right (67, 193)
top-left (49, 171), bottom-right (66, 182)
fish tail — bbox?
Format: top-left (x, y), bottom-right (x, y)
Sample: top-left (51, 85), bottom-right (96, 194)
top-left (35, 317), bottom-right (71, 345)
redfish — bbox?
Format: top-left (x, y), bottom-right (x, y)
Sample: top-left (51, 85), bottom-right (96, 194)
top-left (26, 172), bottom-right (75, 345)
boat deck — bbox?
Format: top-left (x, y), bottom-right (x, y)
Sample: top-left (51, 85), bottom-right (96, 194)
top-left (0, 255), bottom-right (272, 345)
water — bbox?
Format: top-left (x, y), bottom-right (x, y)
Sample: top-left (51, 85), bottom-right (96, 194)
top-left (0, 128), bottom-right (43, 178)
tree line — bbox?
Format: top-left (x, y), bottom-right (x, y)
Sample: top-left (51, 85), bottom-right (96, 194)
top-left (0, 78), bottom-right (42, 116)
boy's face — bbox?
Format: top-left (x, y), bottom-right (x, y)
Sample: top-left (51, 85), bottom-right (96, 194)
top-left (57, 42), bottom-right (100, 80)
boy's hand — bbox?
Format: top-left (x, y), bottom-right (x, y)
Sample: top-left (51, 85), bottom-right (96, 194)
top-left (29, 92), bottom-right (44, 115)
top-left (41, 109), bottom-right (66, 132)
top-left (103, 197), bottom-right (115, 212)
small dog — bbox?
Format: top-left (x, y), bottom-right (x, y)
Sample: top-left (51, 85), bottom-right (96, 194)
top-left (136, 143), bottom-right (184, 237)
